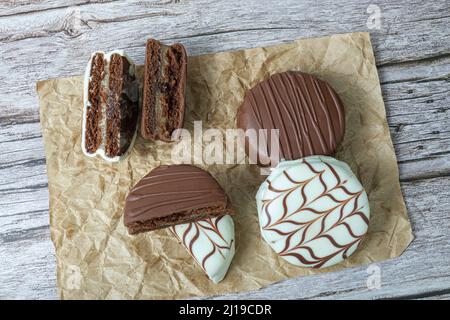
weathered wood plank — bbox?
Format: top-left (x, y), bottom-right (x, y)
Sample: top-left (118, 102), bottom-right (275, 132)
top-left (418, 292), bottom-right (450, 300)
top-left (0, 227), bottom-right (57, 300)
top-left (0, 0), bottom-right (449, 91)
top-left (1, 0), bottom-right (450, 300)
top-left (0, 0), bottom-right (114, 17)
top-left (382, 68), bottom-right (450, 180)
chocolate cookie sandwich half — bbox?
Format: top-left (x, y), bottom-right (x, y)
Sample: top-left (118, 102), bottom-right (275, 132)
top-left (237, 71), bottom-right (345, 166)
top-left (141, 39), bottom-right (187, 142)
top-left (82, 50), bottom-right (139, 162)
top-left (256, 156), bottom-right (370, 268)
top-left (124, 164), bottom-right (234, 234)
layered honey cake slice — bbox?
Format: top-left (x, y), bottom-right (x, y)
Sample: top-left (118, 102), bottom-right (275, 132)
top-left (82, 50), bottom-right (139, 162)
top-left (141, 39), bottom-right (187, 142)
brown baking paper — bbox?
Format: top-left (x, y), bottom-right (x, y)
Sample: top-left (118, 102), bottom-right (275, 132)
top-left (37, 32), bottom-right (413, 299)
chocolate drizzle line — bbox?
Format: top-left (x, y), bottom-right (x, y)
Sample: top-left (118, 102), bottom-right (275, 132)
top-left (261, 158), bottom-right (369, 268)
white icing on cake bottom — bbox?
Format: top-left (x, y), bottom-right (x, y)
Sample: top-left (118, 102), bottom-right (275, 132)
top-left (170, 215), bottom-right (235, 283)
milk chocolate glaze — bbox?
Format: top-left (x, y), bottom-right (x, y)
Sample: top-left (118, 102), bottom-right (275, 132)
top-left (124, 165), bottom-right (233, 233)
top-left (237, 71), bottom-right (345, 166)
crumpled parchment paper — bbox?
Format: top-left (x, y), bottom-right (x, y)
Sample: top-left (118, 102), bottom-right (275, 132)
top-left (37, 32), bottom-right (413, 299)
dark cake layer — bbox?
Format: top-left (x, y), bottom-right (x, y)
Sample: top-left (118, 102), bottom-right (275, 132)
top-left (105, 54), bottom-right (139, 158)
top-left (126, 205), bottom-right (234, 235)
top-left (105, 53), bottom-right (123, 157)
top-left (85, 52), bottom-right (105, 154)
top-left (141, 39), bottom-right (187, 142)
top-left (162, 44), bottom-right (186, 138)
top-left (124, 165), bottom-right (235, 234)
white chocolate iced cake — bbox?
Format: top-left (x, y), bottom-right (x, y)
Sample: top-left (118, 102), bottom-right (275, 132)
top-left (256, 156), bottom-right (370, 268)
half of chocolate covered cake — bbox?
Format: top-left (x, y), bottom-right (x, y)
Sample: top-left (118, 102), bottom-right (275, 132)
top-left (124, 165), bottom-right (235, 235)
top-left (141, 39), bottom-right (187, 142)
top-left (82, 50), bottom-right (139, 161)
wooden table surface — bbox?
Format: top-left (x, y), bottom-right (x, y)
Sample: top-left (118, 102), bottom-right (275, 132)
top-left (0, 0), bottom-right (449, 300)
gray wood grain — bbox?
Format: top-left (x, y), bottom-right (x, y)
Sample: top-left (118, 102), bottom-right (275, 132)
top-left (0, 0), bottom-right (449, 300)
top-left (418, 292), bottom-right (450, 300)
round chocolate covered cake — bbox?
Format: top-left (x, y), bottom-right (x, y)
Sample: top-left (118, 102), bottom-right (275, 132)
top-left (237, 71), bottom-right (345, 166)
